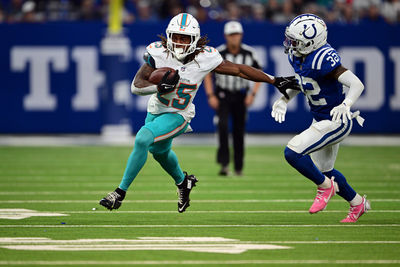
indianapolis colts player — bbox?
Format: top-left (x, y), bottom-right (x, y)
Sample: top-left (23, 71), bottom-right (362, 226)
top-left (271, 14), bottom-right (370, 222)
top-left (100, 13), bottom-right (298, 213)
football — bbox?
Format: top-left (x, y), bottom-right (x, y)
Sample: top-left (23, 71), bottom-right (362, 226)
top-left (148, 67), bottom-right (176, 85)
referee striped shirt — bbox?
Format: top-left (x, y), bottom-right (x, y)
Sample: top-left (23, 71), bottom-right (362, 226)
top-left (215, 43), bottom-right (261, 92)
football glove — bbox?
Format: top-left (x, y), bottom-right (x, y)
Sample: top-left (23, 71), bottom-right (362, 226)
top-left (330, 102), bottom-right (352, 124)
top-left (157, 70), bottom-right (180, 94)
top-left (273, 76), bottom-right (300, 99)
top-left (271, 98), bottom-right (287, 123)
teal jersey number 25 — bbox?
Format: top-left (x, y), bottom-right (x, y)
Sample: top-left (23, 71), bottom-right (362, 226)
top-left (157, 83), bottom-right (197, 110)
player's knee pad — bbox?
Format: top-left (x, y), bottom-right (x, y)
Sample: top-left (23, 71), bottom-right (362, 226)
top-left (287, 134), bottom-right (304, 154)
top-left (284, 146), bottom-right (302, 165)
top-left (134, 127), bottom-right (154, 149)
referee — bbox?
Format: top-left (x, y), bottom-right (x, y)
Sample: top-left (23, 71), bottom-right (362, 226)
top-left (204, 21), bottom-right (261, 176)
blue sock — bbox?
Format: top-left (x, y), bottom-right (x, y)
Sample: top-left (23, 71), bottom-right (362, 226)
top-left (119, 127), bottom-right (154, 191)
top-left (152, 150), bottom-right (185, 185)
top-left (284, 147), bottom-right (325, 185)
top-left (323, 169), bottom-right (356, 201)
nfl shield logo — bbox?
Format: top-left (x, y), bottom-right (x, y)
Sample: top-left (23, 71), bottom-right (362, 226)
top-left (181, 67), bottom-right (186, 72)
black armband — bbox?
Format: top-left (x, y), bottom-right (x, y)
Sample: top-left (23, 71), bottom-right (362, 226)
top-left (143, 52), bottom-right (156, 68)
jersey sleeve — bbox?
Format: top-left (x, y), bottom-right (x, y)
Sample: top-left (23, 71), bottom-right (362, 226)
top-left (200, 46), bottom-right (223, 72)
top-left (311, 47), bottom-right (342, 76)
top-left (143, 52), bottom-right (156, 68)
top-left (145, 41), bottom-right (166, 68)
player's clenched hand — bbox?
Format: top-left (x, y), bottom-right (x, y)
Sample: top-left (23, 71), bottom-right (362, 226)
top-left (273, 76), bottom-right (300, 99)
top-left (271, 98), bottom-right (287, 123)
top-left (157, 70), bottom-right (180, 93)
top-left (330, 103), bottom-right (351, 124)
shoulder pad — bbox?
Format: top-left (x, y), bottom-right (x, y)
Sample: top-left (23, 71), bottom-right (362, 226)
top-left (146, 41), bottom-right (165, 56)
top-left (311, 46), bottom-right (341, 71)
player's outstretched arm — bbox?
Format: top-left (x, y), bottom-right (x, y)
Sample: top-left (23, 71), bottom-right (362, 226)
top-left (214, 60), bottom-right (274, 82)
top-left (130, 64), bottom-right (158, 96)
top-left (213, 60), bottom-right (300, 99)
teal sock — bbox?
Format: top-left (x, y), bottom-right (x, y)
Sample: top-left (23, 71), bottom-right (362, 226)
top-left (152, 150), bottom-right (185, 185)
top-left (119, 128), bottom-right (154, 191)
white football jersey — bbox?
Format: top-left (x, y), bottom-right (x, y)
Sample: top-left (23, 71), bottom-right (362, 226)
top-left (145, 41), bottom-right (223, 121)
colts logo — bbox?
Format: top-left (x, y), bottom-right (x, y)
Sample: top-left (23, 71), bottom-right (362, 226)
top-left (303, 24), bottom-right (317, 39)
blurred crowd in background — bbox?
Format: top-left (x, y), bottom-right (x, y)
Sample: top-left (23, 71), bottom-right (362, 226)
top-left (0, 0), bottom-right (399, 24)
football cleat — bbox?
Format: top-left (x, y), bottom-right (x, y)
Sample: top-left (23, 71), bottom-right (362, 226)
top-left (219, 166), bottom-right (229, 176)
top-left (99, 188), bottom-right (125, 210)
top-left (340, 195), bottom-right (371, 223)
top-left (177, 172), bottom-right (198, 213)
top-left (309, 177), bottom-right (337, 214)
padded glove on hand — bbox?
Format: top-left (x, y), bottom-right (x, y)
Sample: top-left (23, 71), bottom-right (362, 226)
top-left (157, 70), bottom-right (180, 94)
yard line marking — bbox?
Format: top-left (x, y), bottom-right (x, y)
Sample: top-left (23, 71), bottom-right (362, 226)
top-left (1, 238), bottom-right (399, 245)
top-left (0, 237), bottom-right (290, 254)
top-left (0, 209), bottom-right (67, 220)
top-left (1, 224), bottom-right (400, 228)
top-left (2, 199), bottom-right (399, 203)
top-left (60, 210), bottom-right (400, 214)
top-left (0, 260), bottom-right (400, 265)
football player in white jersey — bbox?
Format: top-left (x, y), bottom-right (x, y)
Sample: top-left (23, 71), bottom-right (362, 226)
top-left (271, 14), bottom-right (370, 222)
top-left (100, 13), bottom-right (298, 213)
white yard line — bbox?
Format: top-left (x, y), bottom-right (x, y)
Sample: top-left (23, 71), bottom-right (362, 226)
top-left (0, 260), bottom-right (400, 265)
top-left (1, 199), bottom-right (399, 203)
top-left (1, 224), bottom-right (400, 228)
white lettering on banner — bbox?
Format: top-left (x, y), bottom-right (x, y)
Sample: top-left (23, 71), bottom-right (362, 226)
top-left (11, 47), bottom-right (68, 111)
top-left (338, 47), bottom-right (384, 111)
top-left (389, 48), bottom-right (400, 110)
top-left (71, 47), bottom-right (104, 111)
top-left (270, 46), bottom-right (299, 111)
top-left (114, 80), bottom-right (133, 108)
top-left (249, 46), bottom-right (267, 112)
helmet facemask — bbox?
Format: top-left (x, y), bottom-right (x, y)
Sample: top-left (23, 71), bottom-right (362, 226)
top-left (167, 32), bottom-right (199, 61)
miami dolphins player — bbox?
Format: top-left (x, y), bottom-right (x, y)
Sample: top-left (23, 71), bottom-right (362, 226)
top-left (271, 14), bottom-right (370, 222)
top-left (100, 13), bottom-right (298, 213)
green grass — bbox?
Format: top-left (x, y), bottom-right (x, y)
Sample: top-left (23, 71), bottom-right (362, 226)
top-left (0, 145), bottom-right (399, 266)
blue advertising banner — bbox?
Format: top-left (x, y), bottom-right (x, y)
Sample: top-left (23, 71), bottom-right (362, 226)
top-left (1, 22), bottom-right (399, 133)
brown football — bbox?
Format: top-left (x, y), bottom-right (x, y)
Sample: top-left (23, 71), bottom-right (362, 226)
top-left (148, 67), bottom-right (176, 85)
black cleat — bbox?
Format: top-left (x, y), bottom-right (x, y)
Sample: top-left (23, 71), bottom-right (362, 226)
top-left (99, 188), bottom-right (125, 210)
top-left (177, 172), bottom-right (198, 213)
top-left (219, 165), bottom-right (229, 176)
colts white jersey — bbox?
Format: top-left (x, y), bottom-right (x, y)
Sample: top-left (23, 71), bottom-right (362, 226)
top-left (146, 41), bottom-right (223, 121)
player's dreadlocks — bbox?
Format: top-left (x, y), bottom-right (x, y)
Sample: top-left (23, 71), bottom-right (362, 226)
top-left (158, 34), bottom-right (210, 65)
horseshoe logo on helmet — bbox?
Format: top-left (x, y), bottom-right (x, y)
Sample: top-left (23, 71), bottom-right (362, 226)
top-left (303, 23), bottom-right (317, 39)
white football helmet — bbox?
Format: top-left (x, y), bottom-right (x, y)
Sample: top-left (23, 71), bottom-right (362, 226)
top-left (166, 13), bottom-right (200, 61)
top-left (284, 14), bottom-right (327, 56)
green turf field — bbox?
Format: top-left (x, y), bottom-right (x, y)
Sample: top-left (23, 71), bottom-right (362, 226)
top-left (0, 145), bottom-right (399, 266)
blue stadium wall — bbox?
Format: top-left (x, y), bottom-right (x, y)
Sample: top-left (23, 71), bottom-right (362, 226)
top-left (1, 21), bottom-right (399, 133)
